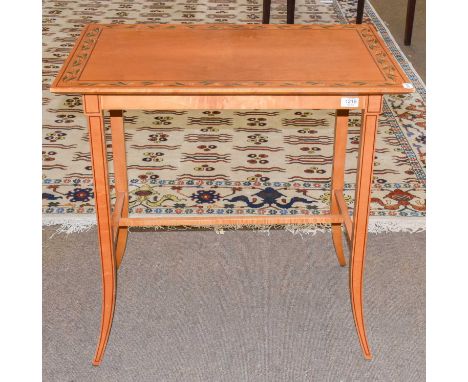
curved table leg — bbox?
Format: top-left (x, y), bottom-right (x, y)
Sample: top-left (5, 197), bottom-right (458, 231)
top-left (330, 109), bottom-right (349, 267)
top-left (110, 110), bottom-right (129, 269)
top-left (84, 96), bottom-right (117, 366)
top-left (350, 96), bottom-right (382, 360)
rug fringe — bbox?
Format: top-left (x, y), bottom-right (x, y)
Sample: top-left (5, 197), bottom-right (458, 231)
top-left (42, 215), bottom-right (96, 234)
top-left (42, 215), bottom-right (425, 235)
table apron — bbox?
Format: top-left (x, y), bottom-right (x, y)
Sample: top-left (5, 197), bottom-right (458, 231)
top-left (99, 94), bottom-right (368, 111)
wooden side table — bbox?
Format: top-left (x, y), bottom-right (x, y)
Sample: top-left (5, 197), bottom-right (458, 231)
top-left (51, 23), bottom-right (413, 365)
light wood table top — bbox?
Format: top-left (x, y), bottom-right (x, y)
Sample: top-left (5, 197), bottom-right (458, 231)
top-left (51, 24), bottom-right (412, 95)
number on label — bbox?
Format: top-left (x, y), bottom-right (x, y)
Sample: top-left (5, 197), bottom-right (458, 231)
top-left (340, 97), bottom-right (359, 108)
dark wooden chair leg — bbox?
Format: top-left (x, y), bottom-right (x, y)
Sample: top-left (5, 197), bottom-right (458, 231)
top-left (356, 0), bottom-right (365, 24)
top-left (263, 0), bottom-right (271, 24)
top-left (287, 0), bottom-right (295, 24)
top-left (404, 0), bottom-right (417, 45)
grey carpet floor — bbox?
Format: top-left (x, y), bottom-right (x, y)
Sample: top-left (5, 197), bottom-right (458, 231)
top-left (43, 228), bottom-right (425, 381)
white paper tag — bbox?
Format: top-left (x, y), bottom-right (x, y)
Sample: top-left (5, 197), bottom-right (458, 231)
top-left (403, 83), bottom-right (414, 89)
top-left (340, 97), bottom-right (359, 108)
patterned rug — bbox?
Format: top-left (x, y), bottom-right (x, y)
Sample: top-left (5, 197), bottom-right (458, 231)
top-left (42, 0), bottom-right (426, 232)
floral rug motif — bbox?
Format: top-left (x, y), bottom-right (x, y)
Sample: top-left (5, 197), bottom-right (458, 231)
top-left (42, 0), bottom-right (426, 228)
